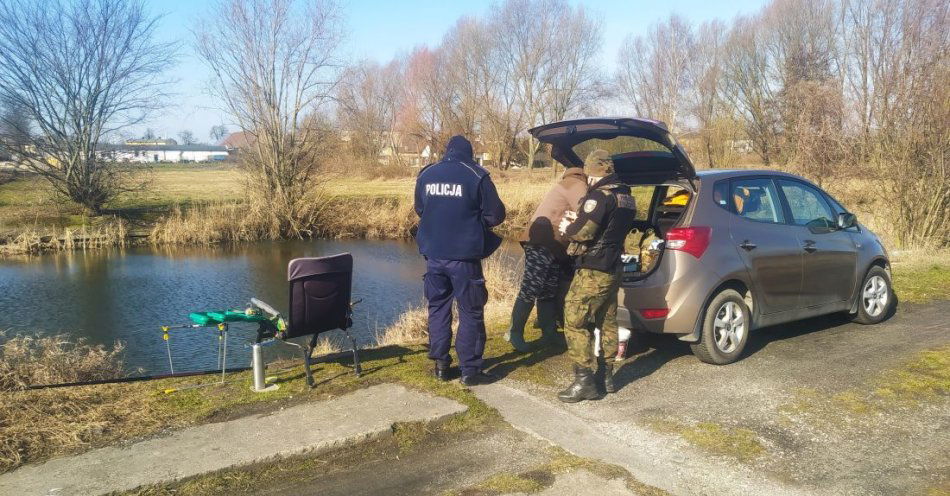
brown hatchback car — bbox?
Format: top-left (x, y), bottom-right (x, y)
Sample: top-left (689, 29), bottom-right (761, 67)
top-left (530, 118), bottom-right (894, 365)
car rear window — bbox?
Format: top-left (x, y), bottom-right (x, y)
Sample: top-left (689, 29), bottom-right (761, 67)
top-left (730, 178), bottom-right (785, 224)
top-left (572, 136), bottom-right (668, 160)
top-left (712, 180), bottom-right (730, 210)
top-left (630, 185), bottom-right (656, 220)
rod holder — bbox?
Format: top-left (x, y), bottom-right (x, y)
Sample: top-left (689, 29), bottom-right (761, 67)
top-left (250, 342), bottom-right (278, 393)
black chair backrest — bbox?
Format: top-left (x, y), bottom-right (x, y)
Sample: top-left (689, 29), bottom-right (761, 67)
top-left (285, 253), bottom-right (353, 339)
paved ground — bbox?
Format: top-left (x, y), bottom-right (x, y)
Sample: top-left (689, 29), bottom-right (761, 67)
top-left (268, 428), bottom-right (556, 496)
top-left (0, 384), bottom-right (467, 496)
top-left (474, 383), bottom-right (805, 496)
top-left (480, 301), bottom-right (950, 496)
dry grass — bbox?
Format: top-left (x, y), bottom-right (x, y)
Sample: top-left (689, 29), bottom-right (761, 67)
top-left (375, 256), bottom-right (522, 347)
top-left (0, 330), bottom-right (126, 391)
top-left (0, 330), bottom-right (146, 471)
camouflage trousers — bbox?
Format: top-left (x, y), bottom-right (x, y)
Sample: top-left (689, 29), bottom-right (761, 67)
top-left (563, 267), bottom-right (622, 369)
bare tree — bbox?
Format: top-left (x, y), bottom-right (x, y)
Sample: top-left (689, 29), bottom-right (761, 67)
top-left (209, 124), bottom-right (229, 143)
top-left (688, 20), bottom-right (741, 168)
top-left (616, 14), bottom-right (693, 133)
top-left (494, 0), bottom-right (602, 169)
top-left (0, 0), bottom-right (176, 214)
top-left (337, 60), bottom-right (404, 165)
top-left (177, 130), bottom-right (197, 145)
top-left (720, 15), bottom-right (782, 165)
top-left (195, 0), bottom-right (343, 234)
top-left (844, 0), bottom-right (949, 247)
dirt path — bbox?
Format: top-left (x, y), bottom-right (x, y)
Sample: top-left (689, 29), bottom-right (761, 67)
top-left (481, 301), bottom-right (950, 495)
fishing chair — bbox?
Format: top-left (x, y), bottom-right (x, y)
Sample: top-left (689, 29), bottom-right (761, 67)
top-left (250, 253), bottom-right (363, 387)
top-left (166, 253), bottom-right (361, 389)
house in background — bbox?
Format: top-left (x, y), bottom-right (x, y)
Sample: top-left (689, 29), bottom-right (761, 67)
top-left (218, 131), bottom-right (255, 151)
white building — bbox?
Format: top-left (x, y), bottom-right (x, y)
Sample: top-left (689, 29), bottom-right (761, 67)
top-left (102, 140), bottom-right (230, 163)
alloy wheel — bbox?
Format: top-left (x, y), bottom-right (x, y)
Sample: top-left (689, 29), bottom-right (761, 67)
top-left (713, 301), bottom-right (746, 354)
top-left (863, 275), bottom-right (889, 317)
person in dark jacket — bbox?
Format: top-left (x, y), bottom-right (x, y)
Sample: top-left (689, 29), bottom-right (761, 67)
top-left (414, 135), bottom-right (506, 386)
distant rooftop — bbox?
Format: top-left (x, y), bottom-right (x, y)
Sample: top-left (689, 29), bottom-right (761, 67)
top-left (99, 143), bottom-right (228, 152)
top-left (125, 138), bottom-right (178, 146)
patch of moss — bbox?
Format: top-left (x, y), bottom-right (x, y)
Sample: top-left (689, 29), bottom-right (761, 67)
top-left (874, 346), bottom-right (950, 404)
top-left (831, 391), bottom-right (878, 415)
top-left (926, 483), bottom-right (950, 496)
top-left (472, 472), bottom-right (546, 494)
top-left (450, 446), bottom-right (671, 496)
top-left (780, 346), bottom-right (950, 426)
top-left (644, 418), bottom-right (765, 463)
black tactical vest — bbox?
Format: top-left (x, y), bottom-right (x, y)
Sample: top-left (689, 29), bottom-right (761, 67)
top-left (576, 184), bottom-right (637, 272)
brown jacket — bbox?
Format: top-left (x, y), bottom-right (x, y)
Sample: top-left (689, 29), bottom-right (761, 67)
top-left (518, 167), bottom-right (588, 260)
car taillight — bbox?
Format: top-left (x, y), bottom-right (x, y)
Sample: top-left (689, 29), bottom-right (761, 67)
top-left (666, 227), bottom-right (711, 259)
top-left (638, 308), bottom-right (669, 319)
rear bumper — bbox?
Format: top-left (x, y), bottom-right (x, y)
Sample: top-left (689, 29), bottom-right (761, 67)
top-left (617, 252), bottom-right (721, 339)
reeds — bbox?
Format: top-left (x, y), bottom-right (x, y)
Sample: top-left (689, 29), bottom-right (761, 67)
top-left (0, 219), bottom-right (128, 256)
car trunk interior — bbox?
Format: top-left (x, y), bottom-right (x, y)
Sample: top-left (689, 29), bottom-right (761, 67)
top-left (527, 118), bottom-right (701, 282)
top-left (622, 181), bottom-right (694, 281)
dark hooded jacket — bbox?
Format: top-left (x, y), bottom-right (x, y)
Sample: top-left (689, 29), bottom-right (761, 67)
top-left (414, 136), bottom-right (506, 260)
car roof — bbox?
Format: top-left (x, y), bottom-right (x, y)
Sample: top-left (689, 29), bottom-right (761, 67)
top-left (695, 169), bottom-right (807, 181)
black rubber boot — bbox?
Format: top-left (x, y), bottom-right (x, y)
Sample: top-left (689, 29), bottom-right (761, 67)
top-left (557, 365), bottom-right (602, 403)
top-left (505, 298), bottom-right (533, 352)
top-left (536, 299), bottom-right (561, 346)
top-left (603, 361), bottom-right (616, 394)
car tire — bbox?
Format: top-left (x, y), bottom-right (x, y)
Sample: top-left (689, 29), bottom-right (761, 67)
top-left (691, 289), bottom-right (750, 365)
top-left (851, 266), bottom-right (893, 325)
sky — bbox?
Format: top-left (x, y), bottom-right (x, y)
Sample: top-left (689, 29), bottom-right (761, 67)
top-left (147, 0), bottom-right (770, 143)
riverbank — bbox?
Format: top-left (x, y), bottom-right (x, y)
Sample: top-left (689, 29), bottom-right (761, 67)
top-left (0, 166), bottom-right (553, 255)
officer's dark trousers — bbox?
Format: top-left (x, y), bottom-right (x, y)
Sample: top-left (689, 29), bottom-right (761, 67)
top-left (424, 258), bottom-right (488, 376)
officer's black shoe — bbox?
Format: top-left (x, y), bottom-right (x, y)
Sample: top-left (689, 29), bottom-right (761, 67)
top-left (460, 371), bottom-right (498, 386)
top-left (434, 361), bottom-right (453, 382)
top-left (557, 365), bottom-right (602, 403)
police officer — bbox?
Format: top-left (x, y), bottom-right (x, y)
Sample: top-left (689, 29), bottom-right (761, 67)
top-left (414, 135), bottom-right (506, 386)
top-left (557, 152), bottom-right (636, 402)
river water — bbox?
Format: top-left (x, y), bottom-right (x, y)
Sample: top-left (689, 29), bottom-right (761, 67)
top-left (0, 240), bottom-right (519, 375)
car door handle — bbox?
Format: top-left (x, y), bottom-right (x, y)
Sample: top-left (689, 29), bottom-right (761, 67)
top-left (739, 240), bottom-right (757, 251)
top-left (803, 240), bottom-right (817, 253)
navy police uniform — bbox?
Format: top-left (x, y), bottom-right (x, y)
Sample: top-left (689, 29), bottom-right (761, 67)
top-left (414, 136), bottom-right (506, 379)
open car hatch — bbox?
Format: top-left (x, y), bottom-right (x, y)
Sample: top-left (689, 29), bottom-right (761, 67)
top-left (528, 117), bottom-right (697, 183)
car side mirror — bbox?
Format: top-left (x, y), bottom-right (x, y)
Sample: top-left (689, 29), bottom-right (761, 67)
top-left (837, 212), bottom-right (856, 230)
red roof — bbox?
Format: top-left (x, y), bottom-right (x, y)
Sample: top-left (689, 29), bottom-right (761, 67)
top-left (218, 131), bottom-right (254, 149)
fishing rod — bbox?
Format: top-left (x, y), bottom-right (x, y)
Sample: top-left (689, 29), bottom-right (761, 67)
top-left (22, 366), bottom-right (255, 391)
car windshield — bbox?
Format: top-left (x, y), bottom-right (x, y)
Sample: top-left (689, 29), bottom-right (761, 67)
top-left (572, 136), bottom-right (668, 160)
